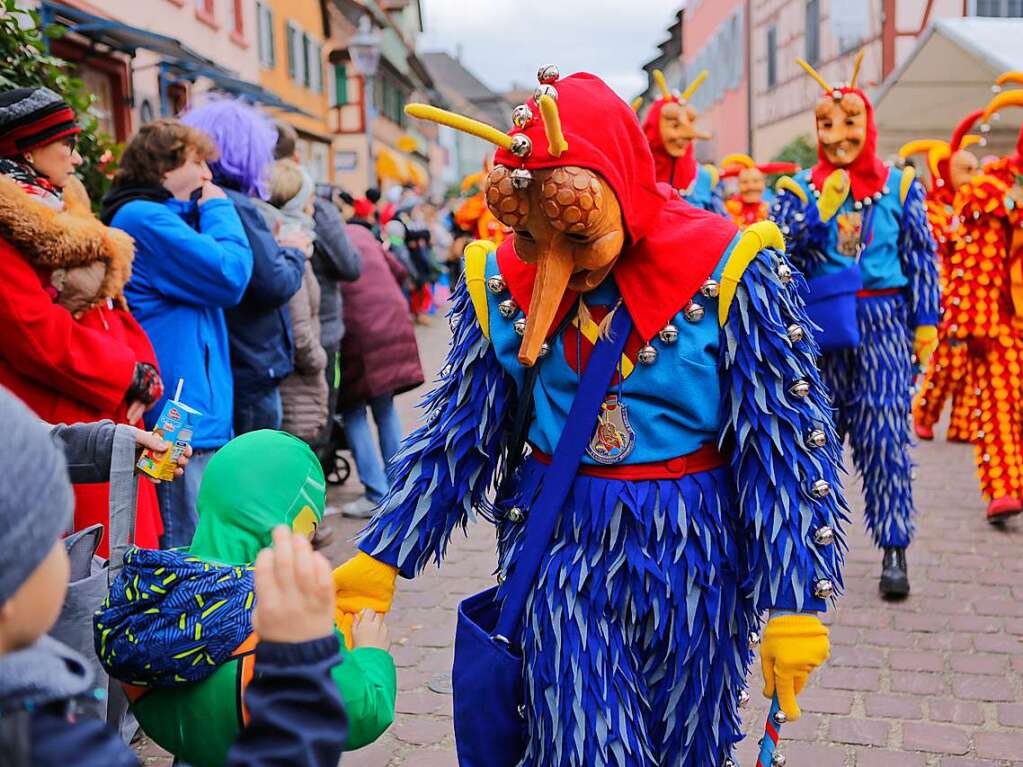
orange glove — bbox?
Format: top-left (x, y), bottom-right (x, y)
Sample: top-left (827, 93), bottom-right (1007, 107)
top-left (333, 552), bottom-right (398, 648)
top-left (760, 614), bottom-right (830, 721)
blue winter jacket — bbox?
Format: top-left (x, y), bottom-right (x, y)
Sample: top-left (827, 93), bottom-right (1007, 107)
top-left (115, 197), bottom-right (252, 448)
top-left (221, 186), bottom-right (305, 403)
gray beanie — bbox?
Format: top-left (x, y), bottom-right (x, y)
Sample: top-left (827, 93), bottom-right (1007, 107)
top-left (0, 388), bottom-right (73, 605)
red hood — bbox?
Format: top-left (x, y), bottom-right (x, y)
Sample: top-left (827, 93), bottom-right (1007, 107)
top-left (492, 72), bottom-right (736, 342)
top-left (640, 97), bottom-right (697, 190)
top-left (811, 87), bottom-right (888, 200)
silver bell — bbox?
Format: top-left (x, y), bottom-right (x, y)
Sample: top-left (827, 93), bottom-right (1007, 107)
top-left (777, 262), bottom-right (794, 284)
top-left (512, 104), bottom-right (533, 128)
top-left (537, 64), bottom-right (560, 84)
top-left (771, 752), bottom-right (787, 766)
top-left (658, 324), bottom-right (679, 344)
top-left (789, 379), bottom-right (811, 398)
top-left (722, 760), bottom-right (737, 767)
top-left (748, 631), bottom-right (760, 649)
top-left (510, 168), bottom-right (533, 190)
top-left (509, 133), bottom-right (533, 159)
top-left (513, 318), bottom-right (527, 336)
top-left (700, 278), bottom-right (720, 298)
top-left (813, 578), bottom-right (835, 599)
top-left (538, 342), bottom-right (550, 358)
top-left (497, 570), bottom-right (507, 585)
top-left (683, 301), bottom-right (705, 323)
top-left (806, 429), bottom-right (827, 448)
top-left (786, 324), bottom-right (805, 343)
top-left (533, 83), bottom-right (558, 102)
top-left (738, 690), bottom-right (750, 708)
top-left (773, 709), bottom-right (788, 725)
top-left (813, 525), bottom-right (835, 546)
top-left (811, 479), bottom-right (831, 498)
top-left (637, 345), bottom-right (658, 365)
top-left (507, 507), bottom-right (525, 523)
top-left (498, 299), bottom-right (518, 319)
top-left (487, 274), bottom-right (507, 294)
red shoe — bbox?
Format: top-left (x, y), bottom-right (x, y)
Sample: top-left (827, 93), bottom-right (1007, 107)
top-left (915, 422), bottom-right (934, 441)
top-left (987, 497), bottom-right (1023, 524)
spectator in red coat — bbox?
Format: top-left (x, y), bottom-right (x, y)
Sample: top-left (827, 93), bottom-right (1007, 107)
top-left (0, 87), bottom-right (164, 554)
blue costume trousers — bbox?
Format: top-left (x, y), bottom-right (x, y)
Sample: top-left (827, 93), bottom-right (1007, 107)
top-left (496, 459), bottom-right (755, 767)
top-left (818, 294), bottom-right (916, 548)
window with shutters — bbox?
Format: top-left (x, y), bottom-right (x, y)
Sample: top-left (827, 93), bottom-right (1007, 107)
top-left (805, 0), bottom-right (820, 65)
top-left (330, 63), bottom-right (348, 106)
top-left (256, 2), bottom-right (275, 67)
top-left (767, 25), bottom-right (778, 89)
top-left (972, 0), bottom-right (1023, 15)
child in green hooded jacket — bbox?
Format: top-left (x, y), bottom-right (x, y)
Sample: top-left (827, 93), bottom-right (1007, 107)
top-left (95, 430), bottom-right (396, 767)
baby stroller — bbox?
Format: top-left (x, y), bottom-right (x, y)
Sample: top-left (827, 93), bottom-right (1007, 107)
top-left (318, 409), bottom-right (352, 486)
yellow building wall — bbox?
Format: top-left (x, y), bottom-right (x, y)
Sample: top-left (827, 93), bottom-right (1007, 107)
top-left (258, 0), bottom-right (332, 179)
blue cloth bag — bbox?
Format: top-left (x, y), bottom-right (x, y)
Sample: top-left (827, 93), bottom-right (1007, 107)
top-left (800, 263), bottom-right (863, 352)
top-left (452, 307), bottom-right (634, 767)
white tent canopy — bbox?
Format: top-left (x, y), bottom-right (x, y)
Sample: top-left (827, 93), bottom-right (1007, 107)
top-left (873, 18), bottom-right (1023, 159)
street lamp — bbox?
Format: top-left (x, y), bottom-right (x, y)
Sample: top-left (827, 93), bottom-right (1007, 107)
top-left (348, 14), bottom-right (381, 189)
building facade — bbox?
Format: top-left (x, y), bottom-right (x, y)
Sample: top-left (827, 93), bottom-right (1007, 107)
top-left (749, 0), bottom-right (1023, 161)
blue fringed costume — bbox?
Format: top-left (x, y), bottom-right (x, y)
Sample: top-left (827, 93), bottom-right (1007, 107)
top-left (350, 71), bottom-right (848, 766)
top-left (769, 78), bottom-right (939, 579)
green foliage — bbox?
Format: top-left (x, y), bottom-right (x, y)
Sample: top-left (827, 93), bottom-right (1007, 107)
top-left (772, 134), bottom-right (818, 171)
top-left (0, 1), bottom-right (119, 204)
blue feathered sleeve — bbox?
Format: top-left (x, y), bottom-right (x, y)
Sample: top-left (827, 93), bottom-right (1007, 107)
top-left (718, 248), bottom-right (849, 612)
top-left (770, 187), bottom-right (829, 275)
top-left (898, 178), bottom-right (941, 328)
top-left (708, 184), bottom-right (728, 218)
top-left (358, 279), bottom-right (517, 579)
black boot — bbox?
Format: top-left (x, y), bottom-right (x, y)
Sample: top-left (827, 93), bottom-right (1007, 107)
top-left (879, 546), bottom-right (910, 599)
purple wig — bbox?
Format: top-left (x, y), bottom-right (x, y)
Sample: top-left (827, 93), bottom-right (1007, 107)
top-left (181, 98), bottom-right (276, 199)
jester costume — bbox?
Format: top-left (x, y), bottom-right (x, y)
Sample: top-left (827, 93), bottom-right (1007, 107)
top-left (771, 53), bottom-right (940, 597)
top-left (940, 81), bottom-right (1023, 522)
top-left (903, 113), bottom-right (985, 443)
top-left (95, 431), bottom-right (396, 767)
top-left (638, 69), bottom-right (727, 216)
top-left (721, 154), bottom-right (800, 229)
top-left (335, 69), bottom-right (847, 766)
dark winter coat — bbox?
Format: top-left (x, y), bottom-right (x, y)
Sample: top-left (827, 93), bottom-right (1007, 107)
top-left (219, 181), bottom-right (305, 403)
top-left (0, 635), bottom-right (348, 767)
top-left (338, 223), bottom-right (424, 411)
top-left (312, 198), bottom-right (361, 351)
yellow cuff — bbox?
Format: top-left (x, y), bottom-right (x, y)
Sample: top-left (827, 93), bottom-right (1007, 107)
top-left (333, 552), bottom-right (398, 621)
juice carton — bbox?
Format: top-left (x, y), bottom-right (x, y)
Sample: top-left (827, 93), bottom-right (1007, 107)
top-left (137, 399), bottom-right (202, 481)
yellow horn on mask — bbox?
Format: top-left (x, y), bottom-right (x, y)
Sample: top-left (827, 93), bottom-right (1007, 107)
top-left (538, 94), bottom-right (569, 158)
top-left (721, 153), bottom-right (755, 169)
top-left (652, 69), bottom-right (671, 99)
top-left (994, 72), bottom-right (1023, 90)
top-left (849, 49), bottom-right (865, 89)
top-left (981, 90), bottom-right (1023, 124)
top-left (796, 58), bottom-right (833, 94)
top-left (405, 104), bottom-right (514, 151)
top-left (631, 96), bottom-right (644, 113)
top-left (681, 69), bottom-right (709, 103)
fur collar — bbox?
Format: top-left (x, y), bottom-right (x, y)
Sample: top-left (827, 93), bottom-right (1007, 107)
top-left (0, 173), bottom-right (134, 303)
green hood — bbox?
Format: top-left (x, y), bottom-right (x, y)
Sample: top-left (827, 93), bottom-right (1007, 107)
top-left (188, 430), bottom-right (326, 565)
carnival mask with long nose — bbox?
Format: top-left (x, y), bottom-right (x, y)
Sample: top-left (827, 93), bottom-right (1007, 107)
top-left (814, 92), bottom-right (867, 167)
top-left (404, 67), bottom-right (652, 367)
top-left (483, 163), bottom-right (625, 363)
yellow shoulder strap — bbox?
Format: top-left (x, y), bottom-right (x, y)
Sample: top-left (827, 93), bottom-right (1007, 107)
top-left (899, 166), bottom-right (916, 206)
top-left (718, 221), bottom-right (786, 326)
top-left (775, 175), bottom-right (808, 205)
top-left (703, 164), bottom-right (720, 188)
top-left (464, 239), bottom-right (496, 339)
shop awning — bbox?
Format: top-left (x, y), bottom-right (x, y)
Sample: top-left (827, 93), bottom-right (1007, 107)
top-left (164, 61), bottom-right (311, 116)
top-left (873, 17), bottom-right (1023, 157)
top-left (376, 147), bottom-right (408, 183)
top-left (41, 1), bottom-right (216, 69)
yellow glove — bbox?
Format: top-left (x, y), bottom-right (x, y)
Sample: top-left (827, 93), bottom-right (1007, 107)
top-left (760, 614), bottom-right (829, 721)
top-left (914, 325), bottom-right (939, 367)
top-left (333, 552), bottom-right (398, 648)
top-left (817, 169), bottom-right (850, 222)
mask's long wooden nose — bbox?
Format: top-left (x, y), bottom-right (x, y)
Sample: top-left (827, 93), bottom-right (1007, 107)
top-left (518, 247), bottom-right (574, 367)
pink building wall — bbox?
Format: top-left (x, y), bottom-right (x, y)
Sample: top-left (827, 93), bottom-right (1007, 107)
top-left (682, 0), bottom-right (751, 160)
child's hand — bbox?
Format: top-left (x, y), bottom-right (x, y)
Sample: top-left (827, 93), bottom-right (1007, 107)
top-left (351, 608), bottom-right (390, 650)
top-left (253, 526), bottom-right (335, 644)
top-left (134, 428), bottom-right (192, 483)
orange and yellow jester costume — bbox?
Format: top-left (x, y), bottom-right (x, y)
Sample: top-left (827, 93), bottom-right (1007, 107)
top-left (904, 113), bottom-right (984, 442)
top-left (945, 82), bottom-right (1023, 521)
top-left (719, 154), bottom-right (800, 228)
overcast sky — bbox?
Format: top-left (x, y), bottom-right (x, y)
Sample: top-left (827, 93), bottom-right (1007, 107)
top-left (418, 0), bottom-right (675, 101)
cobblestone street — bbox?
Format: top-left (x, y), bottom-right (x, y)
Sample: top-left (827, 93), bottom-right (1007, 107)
top-left (138, 317), bottom-right (1023, 766)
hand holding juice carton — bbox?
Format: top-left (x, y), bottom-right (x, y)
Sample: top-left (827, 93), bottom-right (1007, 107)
top-left (137, 379), bottom-right (202, 482)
